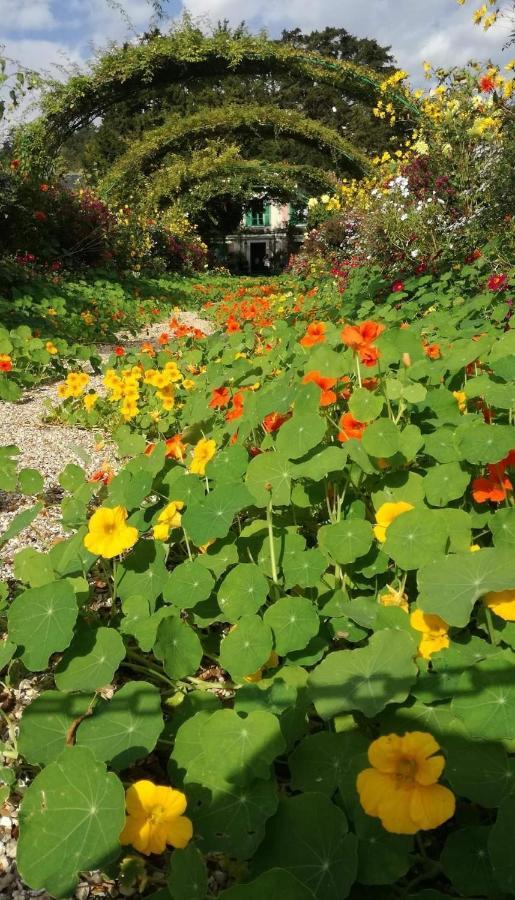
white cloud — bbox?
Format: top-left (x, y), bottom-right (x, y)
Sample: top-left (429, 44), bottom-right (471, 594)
top-left (0, 0), bottom-right (55, 31)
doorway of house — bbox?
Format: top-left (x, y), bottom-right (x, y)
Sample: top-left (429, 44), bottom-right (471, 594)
top-left (250, 241), bottom-right (267, 274)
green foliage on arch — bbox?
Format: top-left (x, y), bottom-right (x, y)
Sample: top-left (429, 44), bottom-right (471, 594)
top-left (100, 106), bottom-right (365, 206)
top-left (18, 29), bottom-right (418, 171)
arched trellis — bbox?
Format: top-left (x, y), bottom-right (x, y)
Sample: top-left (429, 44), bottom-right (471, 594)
top-left (100, 105), bottom-right (370, 203)
top-left (140, 155), bottom-right (338, 213)
top-left (18, 32), bottom-right (419, 173)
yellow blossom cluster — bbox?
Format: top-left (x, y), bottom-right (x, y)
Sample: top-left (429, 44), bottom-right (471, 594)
top-left (57, 371), bottom-right (90, 399)
top-left (103, 359), bottom-right (187, 421)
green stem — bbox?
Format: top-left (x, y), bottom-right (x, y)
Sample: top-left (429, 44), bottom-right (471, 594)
top-left (183, 528), bottom-right (193, 561)
top-left (266, 496), bottom-right (279, 584)
top-left (355, 352), bottom-right (362, 388)
top-left (484, 607), bottom-right (498, 646)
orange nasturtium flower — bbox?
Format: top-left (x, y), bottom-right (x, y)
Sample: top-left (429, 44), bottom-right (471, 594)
top-left (225, 391), bottom-right (245, 421)
top-left (262, 411), bottom-right (291, 433)
top-left (299, 321), bottom-right (326, 347)
top-left (153, 501), bottom-right (184, 541)
top-left (84, 505), bottom-right (138, 558)
top-left (341, 321), bottom-right (385, 349)
top-left (424, 343), bottom-right (441, 360)
top-left (45, 341), bottom-right (58, 355)
top-left (0, 354), bottom-right (13, 372)
top-left (483, 589), bottom-right (515, 622)
top-left (302, 370), bottom-right (337, 406)
top-left (189, 438), bottom-right (216, 476)
top-left (165, 434), bottom-right (186, 461)
top-left (410, 609), bottom-right (450, 659)
top-left (356, 732), bottom-right (455, 835)
top-left (337, 412), bottom-right (366, 442)
top-left (373, 502), bottom-right (414, 542)
top-left (209, 386), bottom-right (231, 409)
top-left (120, 780), bottom-right (193, 856)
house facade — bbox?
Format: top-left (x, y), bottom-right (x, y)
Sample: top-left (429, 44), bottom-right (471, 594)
top-left (225, 198), bottom-right (307, 274)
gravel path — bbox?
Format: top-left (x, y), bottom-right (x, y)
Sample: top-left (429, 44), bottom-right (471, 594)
top-left (0, 309), bottom-right (213, 900)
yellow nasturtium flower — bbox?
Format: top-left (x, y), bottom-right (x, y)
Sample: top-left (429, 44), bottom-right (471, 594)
top-left (356, 732), bottom-right (455, 834)
top-left (120, 781), bottom-right (193, 856)
top-left (189, 438), bottom-right (216, 476)
top-left (84, 505), bottom-right (138, 558)
top-left (84, 392), bottom-right (98, 412)
top-left (45, 341), bottom-right (58, 354)
top-left (152, 501), bottom-right (184, 541)
top-left (373, 502), bottom-right (414, 543)
top-left (410, 609), bottom-right (450, 659)
top-left (483, 589), bottom-right (515, 621)
top-left (452, 390), bottom-right (467, 413)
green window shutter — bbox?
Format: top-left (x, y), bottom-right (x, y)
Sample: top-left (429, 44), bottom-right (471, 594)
top-left (244, 209), bottom-right (254, 227)
top-left (263, 204), bottom-right (271, 227)
top-left (289, 203), bottom-right (297, 225)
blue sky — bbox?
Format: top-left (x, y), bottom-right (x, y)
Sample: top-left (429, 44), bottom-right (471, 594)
top-left (1, 0), bottom-right (512, 88)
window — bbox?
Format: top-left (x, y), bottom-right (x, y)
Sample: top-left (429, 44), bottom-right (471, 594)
top-left (245, 200), bottom-right (271, 227)
top-left (289, 203), bottom-right (308, 225)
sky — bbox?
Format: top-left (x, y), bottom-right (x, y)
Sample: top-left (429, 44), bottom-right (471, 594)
top-left (1, 0), bottom-right (512, 97)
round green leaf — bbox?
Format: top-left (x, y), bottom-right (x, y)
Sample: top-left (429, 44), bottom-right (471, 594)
top-left (282, 548), bottom-right (327, 589)
top-left (54, 622), bottom-right (126, 692)
top-left (252, 792), bottom-right (357, 900)
top-left (168, 843), bottom-right (207, 900)
top-left (276, 412), bottom-right (327, 460)
top-left (163, 559), bottom-right (214, 609)
top-left (355, 807), bottom-right (412, 886)
top-left (383, 508), bottom-right (447, 570)
top-left (18, 690), bottom-right (93, 766)
top-left (17, 746), bottom-right (125, 899)
top-left (154, 616), bottom-right (203, 680)
top-left (318, 519), bottom-right (373, 565)
top-left (362, 419), bottom-right (400, 458)
top-left (173, 708), bottom-right (285, 787)
top-left (263, 596), bottom-right (319, 655)
top-left (217, 564), bottom-right (269, 621)
top-left (418, 547), bottom-right (515, 627)
top-left (490, 507), bottom-right (515, 548)
top-left (308, 629), bottom-right (417, 720)
top-left (219, 614), bottom-right (273, 680)
top-left (183, 484), bottom-right (253, 545)
top-left (289, 731), bottom-right (368, 797)
top-left (440, 826), bottom-right (494, 896)
top-left (220, 869), bottom-right (315, 899)
top-left (8, 581), bottom-right (77, 671)
top-left (18, 467), bottom-right (44, 495)
top-left (76, 680), bottom-right (163, 769)
top-left (451, 650), bottom-right (515, 740)
top-left (423, 463), bottom-right (470, 507)
top-left (456, 422), bottom-right (514, 465)
top-left (188, 775), bottom-right (279, 860)
top-left (348, 388), bottom-right (384, 422)
top-left (488, 797), bottom-right (515, 893)
top-left (245, 451), bottom-right (293, 507)
top-left (293, 446), bottom-right (348, 482)
top-left (446, 736), bottom-right (515, 807)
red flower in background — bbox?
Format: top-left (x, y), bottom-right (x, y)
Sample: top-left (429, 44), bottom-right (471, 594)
top-left (479, 75), bottom-right (496, 93)
top-left (391, 281), bottom-right (405, 293)
top-left (34, 210), bottom-right (47, 222)
top-left (40, 183), bottom-right (50, 192)
top-left (10, 159), bottom-right (20, 170)
top-left (114, 346), bottom-right (125, 357)
top-left (487, 274), bottom-right (507, 292)
top-left (472, 453), bottom-right (515, 503)
top-left (209, 387), bottom-right (231, 409)
top-left (424, 343), bottom-right (441, 360)
top-left (225, 391), bottom-right (245, 421)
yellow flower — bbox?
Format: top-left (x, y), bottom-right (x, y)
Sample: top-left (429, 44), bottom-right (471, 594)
top-left (84, 392), bottom-right (98, 412)
top-left (45, 341), bottom-right (58, 354)
top-left (483, 589), bottom-right (515, 622)
top-left (121, 400), bottom-right (139, 421)
top-left (182, 378), bottom-right (196, 391)
top-left (452, 390), bottom-right (467, 413)
top-left (356, 732), bottom-right (455, 834)
top-left (373, 502), bottom-right (414, 542)
top-left (84, 505), bottom-right (138, 558)
top-left (410, 609), bottom-right (450, 659)
top-left (57, 383), bottom-right (71, 399)
top-left (152, 501), bottom-right (184, 541)
top-left (413, 139), bottom-right (429, 155)
top-left (120, 780), bottom-right (192, 856)
top-left (189, 438), bottom-right (216, 476)
top-left (379, 585), bottom-right (409, 613)
top-left (469, 544), bottom-right (481, 552)
top-left (244, 651), bottom-right (280, 683)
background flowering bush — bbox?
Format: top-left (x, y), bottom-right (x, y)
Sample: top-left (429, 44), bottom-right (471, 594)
top-left (294, 62), bottom-right (514, 280)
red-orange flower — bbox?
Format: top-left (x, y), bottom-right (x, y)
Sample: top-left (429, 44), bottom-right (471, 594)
top-left (302, 370), bottom-right (337, 406)
top-left (472, 464), bottom-right (513, 503)
top-left (487, 273), bottom-right (507, 292)
top-left (359, 345), bottom-right (381, 368)
top-left (209, 386), bottom-right (231, 409)
top-left (300, 322), bottom-right (326, 347)
top-left (337, 412), bottom-right (366, 442)
top-left (341, 321), bottom-right (384, 349)
top-left (479, 75), bottom-right (496, 92)
top-left (225, 391), bottom-right (245, 421)
top-left (158, 332), bottom-right (170, 346)
top-left (263, 411), bottom-right (292, 433)
top-left (226, 318), bottom-right (241, 334)
top-left (165, 435), bottom-right (186, 461)
top-left (114, 346), bottom-right (125, 357)
top-left (424, 343), bottom-right (441, 360)
top-left (0, 354), bottom-right (13, 373)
